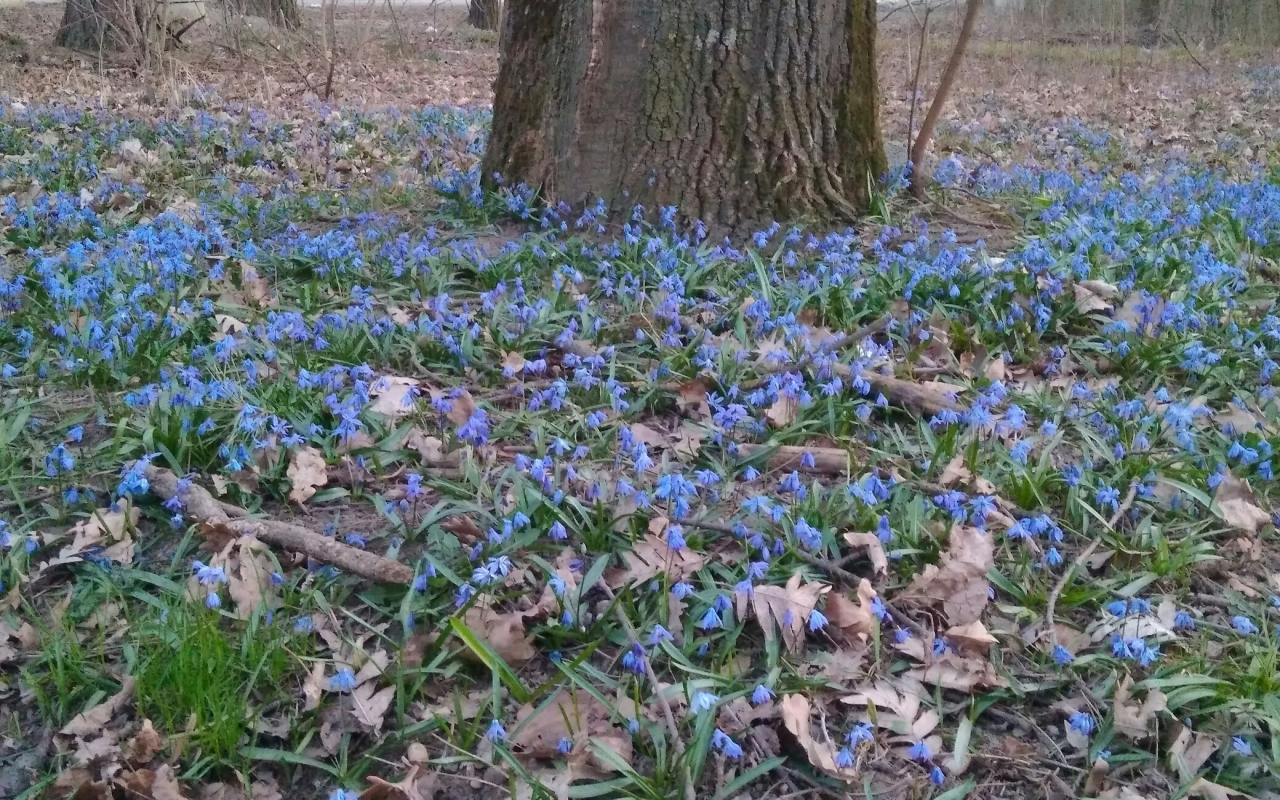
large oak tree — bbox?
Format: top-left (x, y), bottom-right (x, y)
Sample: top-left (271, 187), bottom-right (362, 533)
top-left (482, 0), bottom-right (886, 230)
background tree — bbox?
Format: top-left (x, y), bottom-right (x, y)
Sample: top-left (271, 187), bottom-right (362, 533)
top-left (468, 0), bottom-right (500, 32)
top-left (233, 0), bottom-right (300, 29)
top-left (482, 0), bottom-right (885, 231)
top-left (56, 0), bottom-right (141, 51)
top-left (908, 0), bottom-right (980, 196)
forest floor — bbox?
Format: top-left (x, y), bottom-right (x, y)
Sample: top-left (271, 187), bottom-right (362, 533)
top-left (3, 4), bottom-right (1280, 800)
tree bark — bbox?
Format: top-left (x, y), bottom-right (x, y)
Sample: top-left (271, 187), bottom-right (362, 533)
top-left (482, 0), bottom-right (886, 232)
top-left (468, 0), bottom-right (500, 31)
top-left (56, 0), bottom-right (140, 51)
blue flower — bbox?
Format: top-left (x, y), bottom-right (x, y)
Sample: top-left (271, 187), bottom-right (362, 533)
top-left (907, 740), bottom-right (932, 762)
top-left (835, 747), bottom-right (854, 768)
top-left (1232, 616), bottom-right (1259, 635)
top-left (808, 609), bottom-right (828, 631)
top-left (929, 765), bottom-right (945, 785)
top-left (556, 737), bottom-right (573, 755)
top-left (486, 719), bottom-right (507, 741)
top-left (691, 691), bottom-right (719, 714)
top-left (329, 668), bottom-right (357, 693)
top-left (698, 607), bottom-right (723, 630)
top-left (1232, 736), bottom-right (1252, 756)
top-left (751, 685), bottom-right (775, 705)
top-left (1068, 712), bottom-right (1096, 736)
top-left (847, 722), bottom-right (873, 746)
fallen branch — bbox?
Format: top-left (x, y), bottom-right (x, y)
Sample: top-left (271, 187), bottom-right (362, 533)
top-left (736, 444), bottom-right (849, 475)
top-left (831, 364), bottom-right (966, 418)
top-left (144, 466), bottom-right (414, 585)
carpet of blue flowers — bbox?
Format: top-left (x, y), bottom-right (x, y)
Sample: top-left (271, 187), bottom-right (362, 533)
top-left (2, 63), bottom-right (1280, 800)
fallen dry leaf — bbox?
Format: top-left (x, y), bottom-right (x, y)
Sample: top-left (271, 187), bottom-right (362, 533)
top-left (1216, 404), bottom-right (1260, 435)
top-left (61, 676), bottom-right (136, 737)
top-left (501, 351), bottom-right (527, 375)
top-left (51, 505), bottom-right (139, 567)
top-left (358, 764), bottom-right (436, 800)
top-left (824, 579), bottom-right (880, 643)
top-left (1187, 779), bottom-right (1258, 800)
top-left (1168, 724), bottom-right (1221, 782)
top-left (369, 376), bottom-right (420, 419)
top-left (779, 694), bottom-right (857, 782)
top-left (900, 525), bottom-right (994, 625)
top-left (741, 573), bottom-right (829, 653)
top-left (674, 378), bottom-right (712, 420)
top-left (440, 514), bottom-right (484, 543)
top-left (250, 779), bottom-right (284, 800)
top-left (431, 388), bottom-right (476, 426)
top-left (938, 455), bottom-right (972, 488)
top-left (842, 533), bottom-right (887, 576)
top-left (224, 538), bottom-right (278, 620)
top-left (629, 423), bottom-right (668, 449)
top-left (351, 682), bottom-right (396, 734)
top-left (896, 637), bottom-right (1007, 692)
top-left (945, 621), bottom-right (997, 654)
top-left (151, 764), bottom-right (192, 800)
top-left (765, 395), bottom-right (800, 428)
top-left (125, 719), bottom-right (163, 763)
top-left (1113, 675), bottom-right (1167, 741)
top-left (1214, 472), bottom-right (1271, 534)
top-left (462, 606), bottom-right (536, 664)
top-left (287, 446), bottom-right (329, 504)
top-left (842, 678), bottom-right (941, 760)
top-left (511, 690), bottom-right (632, 771)
top-left (302, 662), bottom-right (326, 712)
top-left (1074, 282), bottom-right (1115, 314)
top-left (606, 534), bottom-right (706, 588)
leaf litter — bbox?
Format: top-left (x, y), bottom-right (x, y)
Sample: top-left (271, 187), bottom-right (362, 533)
top-left (3, 7), bottom-right (1280, 800)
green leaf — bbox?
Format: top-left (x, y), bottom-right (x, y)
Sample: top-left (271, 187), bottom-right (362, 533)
top-left (238, 747), bottom-right (339, 777)
top-left (713, 757), bottom-right (785, 800)
top-left (933, 777), bottom-right (977, 800)
top-left (447, 616), bottom-right (529, 703)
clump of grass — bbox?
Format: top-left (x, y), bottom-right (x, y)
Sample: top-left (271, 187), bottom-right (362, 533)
top-left (133, 603), bottom-right (297, 766)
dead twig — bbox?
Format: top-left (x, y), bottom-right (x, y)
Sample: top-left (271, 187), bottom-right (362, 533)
top-left (144, 466), bottom-right (414, 584)
top-left (1045, 482), bottom-right (1138, 657)
top-left (1173, 27), bottom-right (1211, 75)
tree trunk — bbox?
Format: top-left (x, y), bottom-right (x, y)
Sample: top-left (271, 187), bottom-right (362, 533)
top-left (482, 0), bottom-right (885, 232)
top-left (56, 0), bottom-right (140, 51)
top-left (468, 0), bottom-right (500, 31)
top-left (238, 0), bottom-right (300, 28)
top-left (1210, 0), bottom-right (1227, 43)
top-left (1135, 0), bottom-right (1161, 44)
top-left (908, 0), bottom-right (980, 197)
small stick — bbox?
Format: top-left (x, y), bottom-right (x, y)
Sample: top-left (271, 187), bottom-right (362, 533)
top-left (1045, 482), bottom-right (1138, 656)
top-left (789, 549), bottom-right (929, 640)
top-left (145, 466), bottom-right (414, 585)
top-left (599, 584), bottom-right (695, 800)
